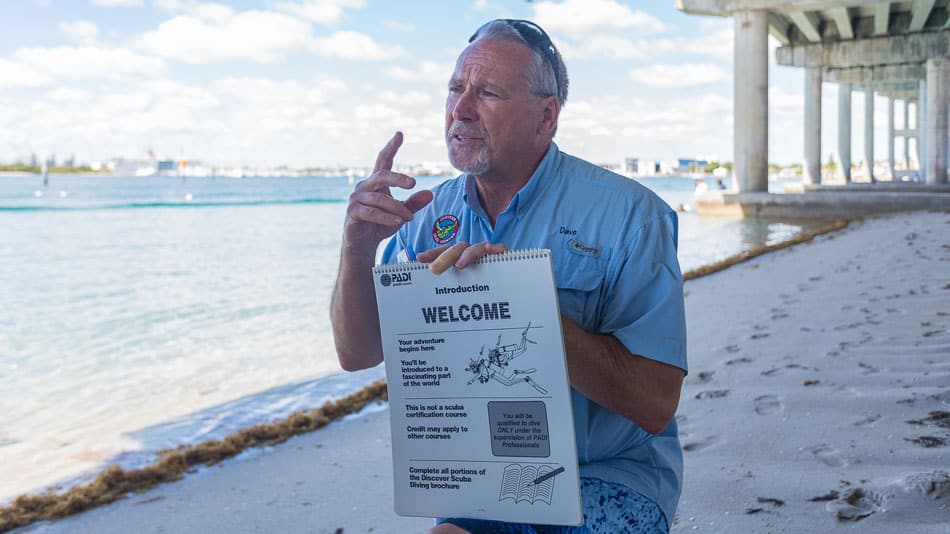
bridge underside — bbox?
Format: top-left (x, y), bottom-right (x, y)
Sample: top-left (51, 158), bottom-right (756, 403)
top-left (677, 0), bottom-right (949, 194)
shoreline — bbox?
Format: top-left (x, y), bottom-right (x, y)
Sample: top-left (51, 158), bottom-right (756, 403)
top-left (4, 211), bottom-right (948, 532)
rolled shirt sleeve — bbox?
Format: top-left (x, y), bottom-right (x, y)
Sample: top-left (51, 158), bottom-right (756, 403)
top-left (599, 211), bottom-right (688, 374)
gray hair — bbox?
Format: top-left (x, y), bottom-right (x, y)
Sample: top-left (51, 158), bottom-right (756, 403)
top-left (469, 20), bottom-right (569, 107)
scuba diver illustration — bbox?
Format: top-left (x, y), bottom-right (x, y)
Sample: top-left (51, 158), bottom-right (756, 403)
top-left (465, 324), bottom-right (548, 394)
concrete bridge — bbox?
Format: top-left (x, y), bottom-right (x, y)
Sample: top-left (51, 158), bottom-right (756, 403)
top-left (676, 0), bottom-right (950, 216)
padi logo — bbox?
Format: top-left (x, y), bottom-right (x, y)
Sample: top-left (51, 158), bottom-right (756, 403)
top-left (380, 272), bottom-right (412, 288)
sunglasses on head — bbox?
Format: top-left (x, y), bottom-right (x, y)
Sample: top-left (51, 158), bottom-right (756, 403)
top-left (469, 19), bottom-right (561, 99)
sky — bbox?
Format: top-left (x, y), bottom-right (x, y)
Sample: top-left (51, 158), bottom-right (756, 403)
top-left (0, 0), bottom-right (901, 169)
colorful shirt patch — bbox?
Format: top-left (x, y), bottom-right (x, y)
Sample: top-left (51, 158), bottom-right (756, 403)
top-left (433, 214), bottom-right (460, 244)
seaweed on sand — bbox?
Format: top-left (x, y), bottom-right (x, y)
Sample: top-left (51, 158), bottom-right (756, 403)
top-left (0, 380), bottom-right (388, 532)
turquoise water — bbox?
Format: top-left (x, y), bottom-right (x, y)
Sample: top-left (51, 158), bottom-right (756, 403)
top-left (0, 174), bottom-right (813, 501)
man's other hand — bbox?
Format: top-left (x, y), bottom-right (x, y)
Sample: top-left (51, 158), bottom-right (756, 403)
top-left (418, 242), bottom-right (509, 274)
top-left (344, 132), bottom-right (433, 253)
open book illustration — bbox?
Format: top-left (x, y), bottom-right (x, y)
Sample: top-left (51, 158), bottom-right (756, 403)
top-left (466, 323), bottom-right (548, 394)
top-left (499, 464), bottom-right (563, 505)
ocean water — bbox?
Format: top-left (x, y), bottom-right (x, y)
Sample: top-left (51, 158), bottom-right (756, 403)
top-left (0, 173), bottom-right (815, 502)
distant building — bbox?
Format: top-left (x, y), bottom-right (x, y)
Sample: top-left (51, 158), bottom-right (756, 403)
top-left (676, 158), bottom-right (708, 174)
top-left (623, 157), bottom-right (639, 176)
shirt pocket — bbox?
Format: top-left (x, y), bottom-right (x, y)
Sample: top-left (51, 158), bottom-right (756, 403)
top-left (553, 255), bottom-right (606, 330)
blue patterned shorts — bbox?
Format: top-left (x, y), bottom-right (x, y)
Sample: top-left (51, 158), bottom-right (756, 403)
top-left (436, 477), bottom-right (668, 534)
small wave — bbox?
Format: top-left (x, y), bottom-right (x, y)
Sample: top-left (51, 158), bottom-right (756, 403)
top-left (0, 197), bottom-right (346, 212)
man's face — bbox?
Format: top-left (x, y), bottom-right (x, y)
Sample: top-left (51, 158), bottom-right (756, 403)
top-left (445, 38), bottom-right (551, 181)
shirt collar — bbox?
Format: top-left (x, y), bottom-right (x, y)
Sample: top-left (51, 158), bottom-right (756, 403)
top-left (462, 142), bottom-right (560, 217)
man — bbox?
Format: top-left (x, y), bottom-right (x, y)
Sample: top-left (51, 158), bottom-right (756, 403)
top-left (331, 19), bottom-right (687, 534)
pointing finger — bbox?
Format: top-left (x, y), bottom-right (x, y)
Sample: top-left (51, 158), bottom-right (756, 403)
top-left (355, 171), bottom-right (414, 193)
top-left (374, 132), bottom-right (403, 173)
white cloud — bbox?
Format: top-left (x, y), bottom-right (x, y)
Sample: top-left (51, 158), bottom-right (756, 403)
top-left (46, 88), bottom-right (92, 102)
top-left (214, 76), bottom-right (342, 106)
top-left (90, 0), bottom-right (143, 6)
top-left (211, 76), bottom-right (345, 131)
top-left (139, 10), bottom-right (313, 63)
top-left (677, 27), bottom-right (733, 62)
top-left (59, 20), bottom-right (100, 45)
top-left (555, 93), bottom-right (732, 160)
top-left (188, 2), bottom-right (235, 22)
top-left (150, 79), bottom-right (219, 109)
top-left (384, 20), bottom-right (416, 33)
top-left (630, 63), bottom-right (729, 87)
top-left (558, 35), bottom-right (647, 60)
top-left (770, 86), bottom-right (802, 111)
top-left (533, 0), bottom-right (667, 37)
top-left (385, 60), bottom-right (454, 83)
top-left (0, 58), bottom-right (53, 89)
top-left (277, 0), bottom-right (365, 25)
top-left (378, 90), bottom-right (432, 106)
top-left (153, 0), bottom-right (184, 12)
top-left (207, 76), bottom-right (346, 135)
top-left (310, 31), bottom-right (405, 61)
top-left (12, 46), bottom-right (166, 81)
top-left (3, 79), bottom-right (222, 153)
top-left (354, 103), bottom-right (399, 121)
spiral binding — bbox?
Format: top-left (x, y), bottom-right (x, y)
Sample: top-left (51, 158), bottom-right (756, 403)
top-left (373, 248), bottom-right (550, 274)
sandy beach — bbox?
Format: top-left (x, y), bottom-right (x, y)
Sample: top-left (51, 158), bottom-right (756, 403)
top-left (11, 210), bottom-right (949, 533)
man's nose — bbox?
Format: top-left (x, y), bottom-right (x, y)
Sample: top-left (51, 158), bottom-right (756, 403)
top-left (451, 88), bottom-right (477, 122)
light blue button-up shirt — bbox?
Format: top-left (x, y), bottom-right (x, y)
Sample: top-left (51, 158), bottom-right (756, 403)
top-left (382, 143), bottom-right (688, 526)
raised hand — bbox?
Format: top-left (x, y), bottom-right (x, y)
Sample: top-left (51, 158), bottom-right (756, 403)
top-left (343, 132), bottom-right (433, 254)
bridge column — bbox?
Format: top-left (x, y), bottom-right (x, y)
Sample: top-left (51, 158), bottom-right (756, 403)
top-left (804, 67), bottom-right (822, 185)
top-left (903, 99), bottom-right (911, 169)
top-left (887, 97), bottom-right (895, 179)
top-left (864, 86), bottom-right (875, 182)
top-left (733, 10), bottom-right (769, 192)
top-left (924, 57), bottom-right (948, 184)
top-left (918, 79), bottom-right (927, 181)
top-left (837, 83), bottom-right (852, 183)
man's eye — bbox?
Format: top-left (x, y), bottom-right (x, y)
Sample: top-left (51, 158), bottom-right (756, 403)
top-left (448, 86), bottom-right (462, 94)
top-left (482, 90), bottom-right (498, 98)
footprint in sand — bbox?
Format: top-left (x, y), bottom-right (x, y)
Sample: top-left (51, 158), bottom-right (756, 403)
top-left (754, 394), bottom-right (783, 415)
top-left (726, 356), bottom-right (753, 365)
top-left (901, 470), bottom-right (950, 498)
top-left (833, 321), bottom-right (864, 331)
top-left (905, 410), bottom-right (950, 429)
top-left (852, 413), bottom-right (882, 427)
top-left (694, 371), bottom-right (715, 384)
top-left (807, 444), bottom-right (847, 467)
top-left (827, 487), bottom-right (887, 521)
top-left (724, 344), bottom-right (741, 353)
top-left (695, 389), bottom-right (730, 400)
top-left (681, 434), bottom-right (719, 452)
top-left (769, 307), bottom-right (789, 320)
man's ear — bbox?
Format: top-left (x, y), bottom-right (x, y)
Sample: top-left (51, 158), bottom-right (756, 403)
top-left (538, 95), bottom-right (560, 136)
